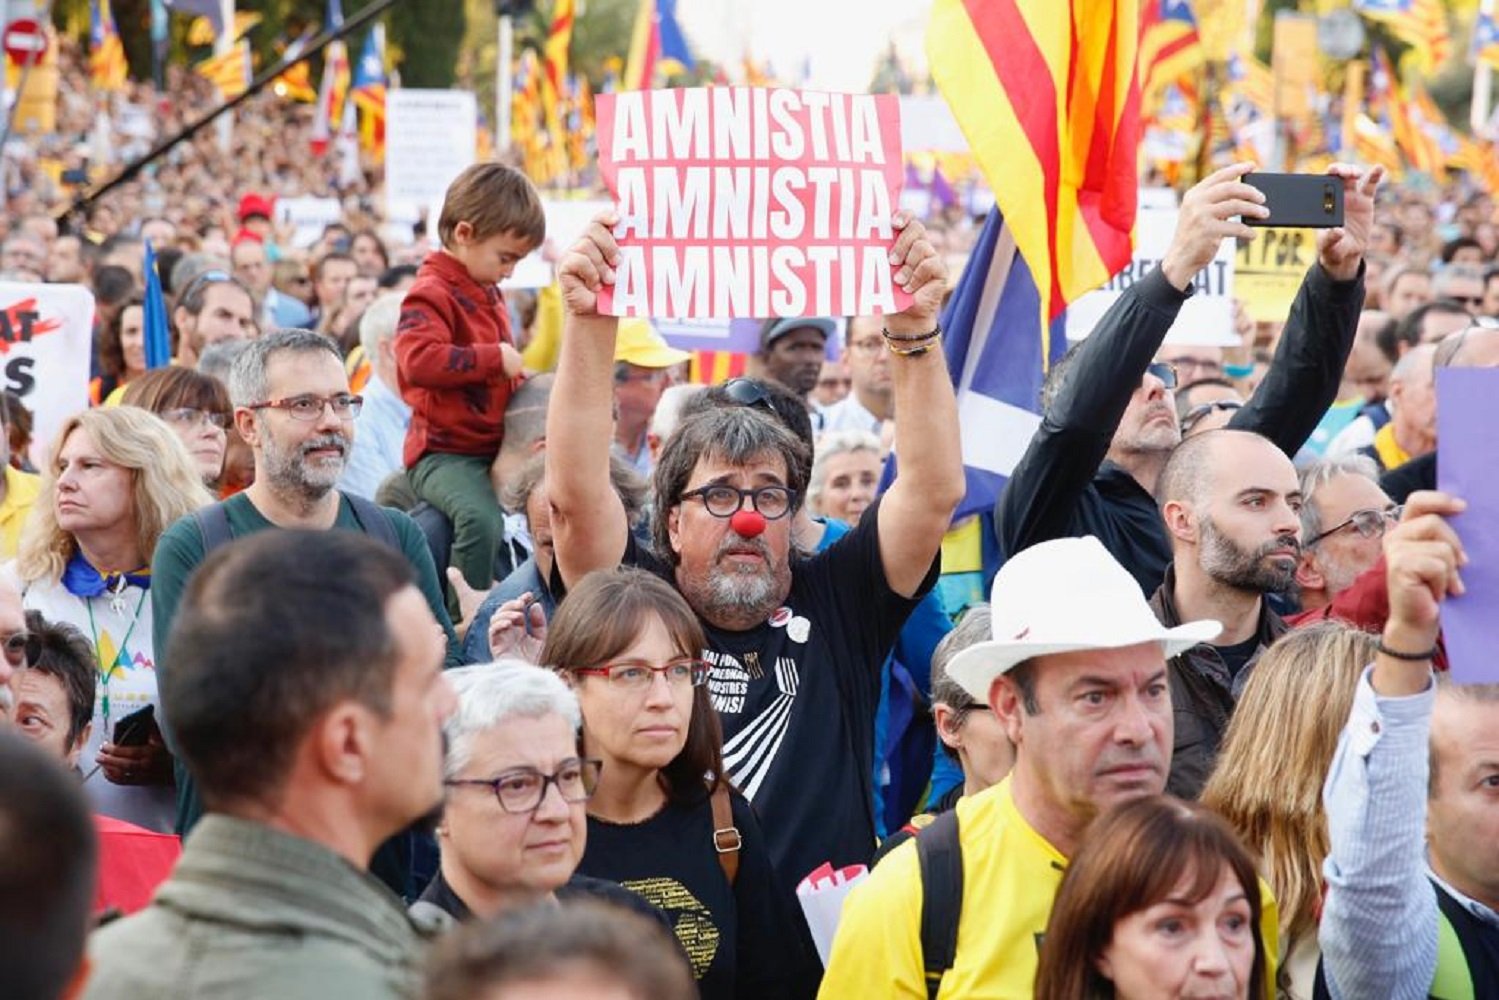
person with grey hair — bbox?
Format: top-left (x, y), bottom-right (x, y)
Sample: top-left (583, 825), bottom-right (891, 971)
top-left (340, 292), bottom-right (412, 500)
top-left (150, 328), bottom-right (461, 848)
top-left (412, 661), bottom-right (665, 931)
top-left (1289, 454), bottom-right (1396, 617)
top-left (0, 231), bottom-right (46, 280)
top-left (1356, 342), bottom-right (1437, 474)
top-left (646, 383), bottom-right (704, 467)
top-left (807, 429), bottom-right (882, 527)
top-left (869, 605), bottom-right (1014, 865)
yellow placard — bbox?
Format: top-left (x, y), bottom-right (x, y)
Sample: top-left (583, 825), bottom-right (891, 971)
top-left (1235, 227), bottom-right (1315, 323)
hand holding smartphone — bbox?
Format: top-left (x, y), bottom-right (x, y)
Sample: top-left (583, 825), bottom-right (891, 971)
top-left (1242, 173), bottom-right (1345, 229)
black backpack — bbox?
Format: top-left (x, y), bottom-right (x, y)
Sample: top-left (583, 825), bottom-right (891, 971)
top-left (193, 491), bottom-right (399, 552)
top-left (915, 809), bottom-right (964, 1000)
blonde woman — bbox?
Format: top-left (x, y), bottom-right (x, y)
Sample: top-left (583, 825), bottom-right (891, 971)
top-left (1200, 621), bottom-right (1377, 999)
top-left (2, 408), bottom-right (213, 831)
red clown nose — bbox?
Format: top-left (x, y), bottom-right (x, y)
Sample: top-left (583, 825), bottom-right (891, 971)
top-left (730, 509), bottom-right (767, 538)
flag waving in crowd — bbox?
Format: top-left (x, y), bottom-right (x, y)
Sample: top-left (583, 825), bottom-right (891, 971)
top-left (90, 0), bottom-right (129, 90)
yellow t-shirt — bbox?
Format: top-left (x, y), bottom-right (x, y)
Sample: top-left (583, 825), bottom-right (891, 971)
top-left (817, 778), bottom-right (1280, 999)
top-left (0, 466), bottom-right (40, 561)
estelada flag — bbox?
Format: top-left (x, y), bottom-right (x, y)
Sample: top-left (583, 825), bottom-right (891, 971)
top-left (927, 0), bottom-right (1141, 331)
top-left (195, 40), bottom-right (251, 98)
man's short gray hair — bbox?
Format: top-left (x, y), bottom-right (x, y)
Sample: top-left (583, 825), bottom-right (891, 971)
top-left (442, 661), bottom-right (582, 780)
top-left (359, 292), bottom-right (404, 361)
top-left (1298, 454), bottom-right (1382, 543)
top-left (228, 328), bottom-right (342, 408)
top-left (197, 338), bottom-right (251, 383)
top-left (931, 605), bottom-right (993, 710)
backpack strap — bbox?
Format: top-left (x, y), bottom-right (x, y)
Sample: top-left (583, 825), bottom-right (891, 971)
top-left (192, 501), bottom-right (235, 554)
top-left (916, 808), bottom-right (963, 1000)
top-left (709, 783), bottom-right (741, 886)
top-left (344, 492), bottom-right (400, 550)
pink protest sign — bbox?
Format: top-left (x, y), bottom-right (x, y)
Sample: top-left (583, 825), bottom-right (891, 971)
top-left (595, 87), bottom-right (912, 320)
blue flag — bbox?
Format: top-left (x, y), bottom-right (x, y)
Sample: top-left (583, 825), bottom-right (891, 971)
top-left (142, 240), bottom-right (172, 369)
top-left (881, 208), bottom-right (1068, 523)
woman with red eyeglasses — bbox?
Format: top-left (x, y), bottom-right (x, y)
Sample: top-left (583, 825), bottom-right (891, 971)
top-left (540, 566), bottom-right (819, 1000)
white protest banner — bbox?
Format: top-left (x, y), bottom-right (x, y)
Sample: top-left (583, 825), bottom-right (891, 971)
top-left (0, 282), bottom-right (92, 465)
top-left (1065, 208), bottom-right (1238, 347)
top-left (503, 199), bottom-right (613, 290)
top-left (385, 89), bottom-right (477, 239)
top-left (274, 196), bottom-right (344, 249)
top-left (595, 87), bottom-right (913, 320)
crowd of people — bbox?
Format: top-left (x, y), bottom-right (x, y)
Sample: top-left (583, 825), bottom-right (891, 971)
top-left (0, 33), bottom-right (1496, 1000)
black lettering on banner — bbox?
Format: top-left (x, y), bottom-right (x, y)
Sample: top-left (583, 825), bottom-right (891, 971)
top-left (5, 356), bottom-right (34, 396)
top-left (0, 308), bottom-right (38, 345)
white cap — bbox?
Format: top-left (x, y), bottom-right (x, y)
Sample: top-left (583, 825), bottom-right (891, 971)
top-left (945, 536), bottom-right (1222, 702)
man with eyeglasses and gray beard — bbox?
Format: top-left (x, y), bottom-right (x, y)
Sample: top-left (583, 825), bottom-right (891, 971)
top-left (148, 330), bottom-right (460, 892)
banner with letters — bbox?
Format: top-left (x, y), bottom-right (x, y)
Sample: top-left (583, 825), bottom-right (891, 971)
top-left (0, 282), bottom-right (92, 465)
top-left (595, 87), bottom-right (913, 320)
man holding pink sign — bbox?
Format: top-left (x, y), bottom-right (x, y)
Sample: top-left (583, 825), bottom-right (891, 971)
top-left (544, 86), bottom-right (965, 889)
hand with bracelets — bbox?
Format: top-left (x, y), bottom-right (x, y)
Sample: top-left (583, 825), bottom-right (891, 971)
top-left (1373, 490), bottom-right (1468, 698)
top-left (880, 210), bottom-right (948, 351)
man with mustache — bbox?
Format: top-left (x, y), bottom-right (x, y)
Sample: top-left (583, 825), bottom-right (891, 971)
top-left (998, 162), bottom-right (1380, 596)
top-left (547, 211), bottom-right (965, 885)
top-left (1150, 428), bottom-right (1302, 797)
top-left (148, 330), bottom-right (460, 877)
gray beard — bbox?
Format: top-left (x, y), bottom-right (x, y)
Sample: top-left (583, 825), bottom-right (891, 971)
top-left (262, 433), bottom-right (347, 505)
top-left (679, 557), bottom-right (791, 631)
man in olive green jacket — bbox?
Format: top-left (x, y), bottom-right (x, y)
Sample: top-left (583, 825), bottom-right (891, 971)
top-left (82, 530), bottom-right (457, 1000)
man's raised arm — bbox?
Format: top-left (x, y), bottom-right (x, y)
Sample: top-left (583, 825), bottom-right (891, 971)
top-left (876, 213), bottom-right (966, 598)
top-left (546, 211), bottom-right (630, 587)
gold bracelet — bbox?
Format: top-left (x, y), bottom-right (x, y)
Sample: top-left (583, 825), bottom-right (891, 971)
top-left (887, 333), bottom-right (942, 357)
top-left (881, 324), bottom-right (942, 342)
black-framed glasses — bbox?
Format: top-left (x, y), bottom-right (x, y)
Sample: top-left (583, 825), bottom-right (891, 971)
top-left (722, 377), bottom-right (776, 414)
top-left (1145, 362), bottom-right (1179, 390)
top-left (680, 483), bottom-right (795, 520)
top-left (0, 631), bottom-right (37, 668)
top-left (445, 758), bottom-right (602, 814)
top-left (1181, 399), bottom-right (1243, 433)
top-left (244, 393), bottom-right (363, 422)
top-left (161, 407), bottom-right (231, 430)
top-left (573, 658), bottom-right (712, 691)
top-left (1306, 504), bottom-right (1404, 548)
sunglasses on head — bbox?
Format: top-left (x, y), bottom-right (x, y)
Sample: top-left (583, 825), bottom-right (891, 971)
top-left (722, 377), bottom-right (776, 414)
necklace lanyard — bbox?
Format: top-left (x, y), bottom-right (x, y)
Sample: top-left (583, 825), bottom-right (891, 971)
top-left (86, 586), bottom-right (148, 731)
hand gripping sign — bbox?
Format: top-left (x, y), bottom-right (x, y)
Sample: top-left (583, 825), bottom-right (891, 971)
top-left (595, 87), bottom-right (913, 320)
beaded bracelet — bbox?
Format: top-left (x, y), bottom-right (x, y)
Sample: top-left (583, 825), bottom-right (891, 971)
top-left (1375, 639), bottom-right (1438, 661)
top-left (881, 324), bottom-right (943, 342)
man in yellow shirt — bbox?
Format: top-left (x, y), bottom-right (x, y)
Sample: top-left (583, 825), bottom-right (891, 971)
top-left (819, 536), bottom-right (1278, 999)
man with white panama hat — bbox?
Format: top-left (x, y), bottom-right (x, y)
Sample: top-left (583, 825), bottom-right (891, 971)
top-left (820, 535), bottom-right (1256, 999)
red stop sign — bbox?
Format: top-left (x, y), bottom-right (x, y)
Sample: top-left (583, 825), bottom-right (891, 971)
top-left (3, 19), bottom-right (47, 67)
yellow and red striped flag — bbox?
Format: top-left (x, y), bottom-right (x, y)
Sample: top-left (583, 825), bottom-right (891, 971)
top-left (1139, 0), bottom-right (1204, 110)
top-left (927, 0), bottom-right (1141, 327)
top-left (274, 29), bottom-right (320, 103)
top-left (90, 0), bottom-right (129, 91)
top-left (1351, 0), bottom-right (1450, 75)
top-left (196, 40), bottom-right (252, 99)
top-left (543, 0), bottom-right (576, 130)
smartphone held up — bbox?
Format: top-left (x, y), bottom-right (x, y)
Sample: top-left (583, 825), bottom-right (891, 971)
top-left (1242, 173), bottom-right (1344, 229)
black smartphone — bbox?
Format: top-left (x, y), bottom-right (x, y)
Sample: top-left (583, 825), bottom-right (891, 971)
top-left (111, 704), bottom-right (157, 748)
top-left (1243, 173), bottom-right (1345, 228)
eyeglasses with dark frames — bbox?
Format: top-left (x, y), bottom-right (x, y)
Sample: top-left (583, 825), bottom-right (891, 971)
top-left (679, 483), bottom-right (795, 520)
top-left (1180, 399), bottom-right (1244, 433)
top-left (1305, 504), bottom-right (1404, 548)
top-left (244, 393), bottom-right (363, 422)
top-left (1145, 362), bottom-right (1179, 390)
top-left (444, 758), bottom-right (602, 814)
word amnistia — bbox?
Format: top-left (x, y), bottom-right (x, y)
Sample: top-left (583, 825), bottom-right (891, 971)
top-left (610, 88), bottom-right (890, 165)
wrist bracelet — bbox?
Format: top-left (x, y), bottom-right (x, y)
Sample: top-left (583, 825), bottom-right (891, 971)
top-left (887, 334), bottom-right (942, 357)
top-left (1376, 638), bottom-right (1438, 661)
top-left (881, 324), bottom-right (942, 342)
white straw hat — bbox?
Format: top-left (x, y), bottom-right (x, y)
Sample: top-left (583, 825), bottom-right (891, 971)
top-left (945, 536), bottom-right (1222, 702)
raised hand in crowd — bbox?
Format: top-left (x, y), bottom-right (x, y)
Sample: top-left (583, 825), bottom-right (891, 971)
top-left (1161, 162), bottom-right (1267, 291)
top-left (558, 210), bottom-right (622, 317)
top-left (1318, 163), bottom-right (1385, 281)
top-left (485, 592), bottom-right (548, 664)
top-left (1374, 489), bottom-right (1466, 696)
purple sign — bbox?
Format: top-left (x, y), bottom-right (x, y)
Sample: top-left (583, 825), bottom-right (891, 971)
top-left (1436, 368), bottom-right (1499, 684)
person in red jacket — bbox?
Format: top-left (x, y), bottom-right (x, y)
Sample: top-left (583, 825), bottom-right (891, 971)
top-left (396, 163), bottom-right (545, 615)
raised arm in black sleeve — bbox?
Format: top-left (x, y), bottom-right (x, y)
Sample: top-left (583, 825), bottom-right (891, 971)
top-left (994, 266), bottom-right (1189, 560)
top-left (1229, 262), bottom-right (1365, 455)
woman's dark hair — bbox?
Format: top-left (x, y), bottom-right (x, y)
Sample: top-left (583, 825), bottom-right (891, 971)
top-left (538, 566), bottom-right (724, 807)
top-left (1034, 796), bottom-right (1266, 1000)
top-left (98, 295), bottom-right (144, 380)
top-left (119, 365), bottom-right (231, 418)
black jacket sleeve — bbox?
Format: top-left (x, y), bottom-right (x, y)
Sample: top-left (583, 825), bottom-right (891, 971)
top-left (994, 266), bottom-right (1189, 559)
top-left (1229, 262), bottom-right (1365, 455)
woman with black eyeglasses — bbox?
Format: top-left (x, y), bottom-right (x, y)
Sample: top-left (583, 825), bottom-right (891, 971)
top-left (2, 407), bottom-right (212, 831)
top-left (414, 660), bottom-right (667, 933)
top-left (542, 567), bottom-right (820, 1000)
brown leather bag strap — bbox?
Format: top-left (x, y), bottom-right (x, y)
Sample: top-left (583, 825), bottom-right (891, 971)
top-left (709, 783), bottom-right (742, 886)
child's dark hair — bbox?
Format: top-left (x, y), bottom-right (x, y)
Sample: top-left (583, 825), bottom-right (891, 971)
top-left (437, 162), bottom-right (546, 250)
